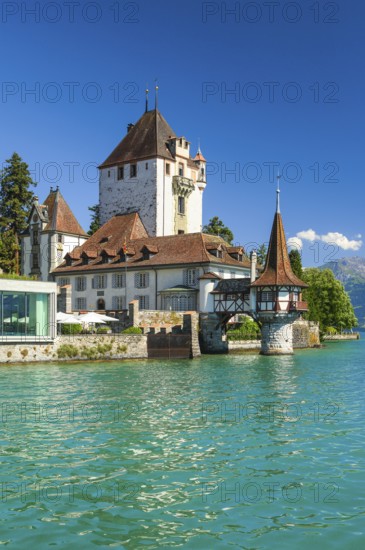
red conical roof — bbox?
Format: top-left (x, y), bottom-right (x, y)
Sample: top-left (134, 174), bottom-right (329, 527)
top-left (251, 212), bottom-right (307, 287)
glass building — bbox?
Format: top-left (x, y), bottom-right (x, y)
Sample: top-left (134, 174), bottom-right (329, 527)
top-left (0, 280), bottom-right (56, 342)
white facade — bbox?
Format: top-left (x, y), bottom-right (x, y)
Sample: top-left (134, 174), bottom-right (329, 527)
top-left (54, 264), bottom-right (251, 314)
top-left (22, 231), bottom-right (86, 282)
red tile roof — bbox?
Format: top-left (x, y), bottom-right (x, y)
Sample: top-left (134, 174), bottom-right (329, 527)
top-left (99, 109), bottom-right (177, 168)
top-left (53, 214), bottom-right (251, 273)
top-left (43, 188), bottom-right (87, 236)
top-left (251, 212), bottom-right (307, 288)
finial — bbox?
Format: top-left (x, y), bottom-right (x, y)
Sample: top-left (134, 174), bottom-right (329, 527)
top-left (197, 137), bottom-right (201, 154)
top-left (145, 85), bottom-right (149, 113)
top-left (276, 173), bottom-right (281, 214)
top-left (154, 79), bottom-right (159, 110)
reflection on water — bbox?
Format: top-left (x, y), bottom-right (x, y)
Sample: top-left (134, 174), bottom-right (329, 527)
top-left (0, 340), bottom-right (364, 548)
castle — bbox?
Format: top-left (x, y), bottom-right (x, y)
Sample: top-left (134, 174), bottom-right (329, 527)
top-left (21, 100), bottom-right (308, 355)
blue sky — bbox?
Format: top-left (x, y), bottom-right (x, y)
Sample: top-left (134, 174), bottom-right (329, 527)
top-left (1, 0), bottom-right (364, 267)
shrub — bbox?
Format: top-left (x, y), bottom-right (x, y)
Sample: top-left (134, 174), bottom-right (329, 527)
top-left (57, 344), bottom-right (79, 359)
top-left (226, 316), bottom-right (261, 341)
top-left (96, 326), bottom-right (110, 334)
top-left (61, 323), bottom-right (83, 335)
top-left (122, 326), bottom-right (142, 334)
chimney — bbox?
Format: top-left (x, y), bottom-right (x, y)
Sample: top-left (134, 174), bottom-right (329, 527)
top-left (250, 250), bottom-right (257, 283)
top-left (127, 123), bottom-right (134, 133)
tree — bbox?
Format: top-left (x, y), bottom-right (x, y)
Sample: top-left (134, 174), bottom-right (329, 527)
top-left (302, 268), bottom-right (357, 333)
top-left (289, 249), bottom-right (303, 278)
top-left (202, 216), bottom-right (234, 244)
top-left (88, 204), bottom-right (100, 235)
top-left (256, 243), bottom-right (267, 266)
top-left (0, 153), bottom-right (37, 273)
top-left (0, 230), bottom-right (18, 273)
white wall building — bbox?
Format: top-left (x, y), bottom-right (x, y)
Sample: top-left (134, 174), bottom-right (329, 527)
top-left (99, 108), bottom-right (207, 237)
top-left (21, 187), bottom-right (88, 281)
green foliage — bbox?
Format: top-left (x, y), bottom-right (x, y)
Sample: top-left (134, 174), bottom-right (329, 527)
top-left (0, 153), bottom-right (37, 274)
top-left (117, 344), bottom-right (127, 353)
top-left (88, 204), bottom-right (100, 235)
top-left (0, 271), bottom-right (36, 280)
top-left (289, 249), bottom-right (303, 278)
top-left (202, 216), bottom-right (234, 245)
top-left (60, 323), bottom-right (83, 335)
top-left (122, 326), bottom-right (143, 334)
top-left (96, 326), bottom-right (110, 334)
top-left (226, 316), bottom-right (261, 341)
top-left (57, 344), bottom-right (79, 359)
top-left (302, 268), bottom-right (358, 332)
top-left (325, 326), bottom-right (338, 335)
top-left (0, 230), bottom-right (19, 273)
top-left (256, 243), bottom-right (267, 266)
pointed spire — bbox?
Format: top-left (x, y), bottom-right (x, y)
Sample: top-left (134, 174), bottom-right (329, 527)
top-left (251, 183), bottom-right (307, 288)
top-left (276, 173), bottom-right (281, 213)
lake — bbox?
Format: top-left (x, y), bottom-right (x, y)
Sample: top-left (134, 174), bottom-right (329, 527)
top-left (0, 339), bottom-right (364, 549)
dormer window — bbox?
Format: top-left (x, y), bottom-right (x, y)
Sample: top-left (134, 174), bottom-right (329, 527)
top-left (65, 255), bottom-right (72, 267)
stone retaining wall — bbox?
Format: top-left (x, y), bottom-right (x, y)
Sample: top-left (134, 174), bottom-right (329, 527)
top-left (0, 334), bottom-right (148, 364)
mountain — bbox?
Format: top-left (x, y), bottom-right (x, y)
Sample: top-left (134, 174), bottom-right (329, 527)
top-left (320, 257), bottom-right (365, 327)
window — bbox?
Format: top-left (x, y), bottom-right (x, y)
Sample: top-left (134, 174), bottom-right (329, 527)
top-left (166, 163), bottom-right (170, 175)
top-left (185, 141), bottom-right (188, 148)
top-left (178, 196), bottom-right (185, 214)
top-left (178, 163), bottom-right (184, 176)
top-left (92, 275), bottom-right (107, 289)
top-left (59, 277), bottom-right (70, 287)
top-left (130, 164), bottom-right (137, 178)
top-left (76, 276), bottom-right (87, 291)
top-left (118, 166), bottom-right (124, 180)
top-left (135, 273), bottom-right (149, 289)
top-left (32, 230), bottom-right (39, 245)
top-left (261, 291), bottom-right (275, 301)
top-left (108, 170), bottom-right (111, 178)
top-left (75, 297), bottom-right (86, 310)
top-left (112, 273), bottom-right (125, 288)
top-left (58, 234), bottom-right (63, 244)
top-left (112, 295), bottom-right (126, 310)
top-left (178, 230), bottom-right (185, 235)
top-left (135, 295), bottom-right (149, 310)
top-left (145, 162), bottom-right (148, 170)
top-left (184, 269), bottom-right (198, 287)
top-left (1, 291), bottom-right (50, 338)
top-left (179, 138), bottom-right (183, 146)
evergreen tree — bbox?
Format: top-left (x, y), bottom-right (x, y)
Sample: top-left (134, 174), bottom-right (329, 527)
top-left (88, 204), bottom-right (100, 235)
top-left (289, 249), bottom-right (303, 278)
top-left (302, 268), bottom-right (358, 332)
top-left (0, 230), bottom-right (18, 273)
top-left (256, 243), bottom-right (267, 266)
top-left (0, 153), bottom-right (37, 273)
top-left (202, 216), bottom-right (234, 244)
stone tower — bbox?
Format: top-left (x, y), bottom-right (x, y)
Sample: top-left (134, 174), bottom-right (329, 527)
top-left (98, 107), bottom-right (207, 237)
top-left (250, 184), bottom-right (308, 355)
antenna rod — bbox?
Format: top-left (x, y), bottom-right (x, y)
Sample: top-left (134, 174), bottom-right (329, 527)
top-left (276, 173), bottom-right (281, 213)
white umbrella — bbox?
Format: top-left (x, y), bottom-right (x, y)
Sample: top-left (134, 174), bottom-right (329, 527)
top-left (57, 311), bottom-right (73, 321)
top-left (97, 314), bottom-right (119, 322)
top-left (77, 312), bottom-right (106, 324)
top-left (57, 315), bottom-right (82, 324)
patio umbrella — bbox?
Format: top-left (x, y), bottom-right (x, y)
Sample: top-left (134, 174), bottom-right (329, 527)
top-left (57, 311), bottom-right (74, 321)
top-left (77, 312), bottom-right (106, 324)
top-left (97, 314), bottom-right (119, 322)
top-left (57, 315), bottom-right (82, 324)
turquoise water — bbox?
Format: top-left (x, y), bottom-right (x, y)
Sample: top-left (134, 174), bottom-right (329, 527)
top-left (0, 340), bottom-right (364, 549)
